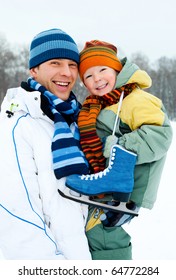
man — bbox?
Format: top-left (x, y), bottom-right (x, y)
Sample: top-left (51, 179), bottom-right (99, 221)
top-left (0, 28), bottom-right (91, 260)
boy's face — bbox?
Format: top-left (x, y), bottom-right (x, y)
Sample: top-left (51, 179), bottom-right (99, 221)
top-left (83, 66), bottom-right (117, 96)
top-left (30, 59), bottom-right (78, 101)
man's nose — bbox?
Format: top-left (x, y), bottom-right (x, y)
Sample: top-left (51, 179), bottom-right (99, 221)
top-left (60, 65), bottom-right (71, 76)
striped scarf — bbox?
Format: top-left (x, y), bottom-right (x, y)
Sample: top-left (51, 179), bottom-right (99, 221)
top-left (78, 84), bottom-right (136, 173)
top-left (28, 77), bottom-right (89, 179)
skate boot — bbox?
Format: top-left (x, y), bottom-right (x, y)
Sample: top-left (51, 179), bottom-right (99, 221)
top-left (65, 144), bottom-right (137, 202)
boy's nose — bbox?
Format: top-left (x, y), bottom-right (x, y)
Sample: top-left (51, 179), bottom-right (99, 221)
top-left (94, 74), bottom-right (101, 82)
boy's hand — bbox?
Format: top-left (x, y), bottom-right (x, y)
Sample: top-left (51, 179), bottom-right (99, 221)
top-left (103, 135), bottom-right (118, 158)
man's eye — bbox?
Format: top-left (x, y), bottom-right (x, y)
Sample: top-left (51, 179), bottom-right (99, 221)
top-left (69, 63), bottom-right (78, 68)
top-left (51, 61), bottom-right (59, 65)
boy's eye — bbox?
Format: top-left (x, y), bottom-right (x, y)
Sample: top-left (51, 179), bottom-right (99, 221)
top-left (85, 74), bottom-right (92, 79)
top-left (100, 67), bottom-right (107, 72)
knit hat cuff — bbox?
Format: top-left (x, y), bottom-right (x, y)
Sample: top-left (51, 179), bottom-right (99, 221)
top-left (29, 29), bottom-right (79, 69)
top-left (30, 48), bottom-right (79, 69)
top-left (79, 55), bottom-right (122, 80)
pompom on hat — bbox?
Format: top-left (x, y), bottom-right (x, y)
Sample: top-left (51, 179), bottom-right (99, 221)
top-left (79, 40), bottom-right (122, 81)
top-left (29, 28), bottom-right (79, 69)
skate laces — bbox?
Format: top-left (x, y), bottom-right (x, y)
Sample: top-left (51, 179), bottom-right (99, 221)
top-left (80, 148), bottom-right (116, 181)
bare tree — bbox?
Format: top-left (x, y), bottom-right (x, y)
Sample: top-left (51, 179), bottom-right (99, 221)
top-left (0, 34), bottom-right (16, 103)
top-left (0, 34), bottom-right (29, 104)
top-left (0, 35), bottom-right (175, 119)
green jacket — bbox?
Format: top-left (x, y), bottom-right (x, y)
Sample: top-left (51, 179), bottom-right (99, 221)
top-left (96, 58), bottom-right (173, 209)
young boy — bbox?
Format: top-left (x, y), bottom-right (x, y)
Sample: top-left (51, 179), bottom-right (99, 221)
top-left (65, 40), bottom-right (173, 260)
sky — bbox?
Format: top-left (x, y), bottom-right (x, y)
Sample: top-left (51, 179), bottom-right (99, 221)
top-left (0, 0), bottom-right (176, 62)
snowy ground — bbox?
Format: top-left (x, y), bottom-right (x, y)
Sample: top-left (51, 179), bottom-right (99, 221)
top-left (0, 122), bottom-right (175, 260)
top-left (124, 121), bottom-right (176, 260)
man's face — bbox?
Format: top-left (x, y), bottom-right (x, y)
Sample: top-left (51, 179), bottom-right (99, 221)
top-left (30, 59), bottom-right (78, 100)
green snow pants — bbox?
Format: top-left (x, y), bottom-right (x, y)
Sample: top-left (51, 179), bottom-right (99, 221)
top-left (86, 207), bottom-right (132, 260)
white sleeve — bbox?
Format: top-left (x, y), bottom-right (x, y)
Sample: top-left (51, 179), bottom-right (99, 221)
top-left (48, 179), bottom-right (91, 260)
top-left (0, 114), bottom-right (91, 260)
top-left (0, 206), bottom-right (65, 259)
top-left (0, 117), bottom-right (65, 259)
top-left (26, 117), bottom-right (91, 260)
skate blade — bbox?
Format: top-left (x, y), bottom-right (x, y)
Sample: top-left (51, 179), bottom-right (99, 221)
top-left (58, 188), bottom-right (138, 217)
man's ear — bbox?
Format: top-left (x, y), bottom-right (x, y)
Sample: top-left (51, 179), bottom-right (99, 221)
top-left (30, 67), bottom-right (38, 78)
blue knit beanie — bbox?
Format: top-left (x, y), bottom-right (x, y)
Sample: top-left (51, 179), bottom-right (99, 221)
top-left (29, 28), bottom-right (79, 69)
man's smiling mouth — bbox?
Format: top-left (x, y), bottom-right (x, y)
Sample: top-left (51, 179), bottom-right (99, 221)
top-left (55, 81), bottom-right (70, 87)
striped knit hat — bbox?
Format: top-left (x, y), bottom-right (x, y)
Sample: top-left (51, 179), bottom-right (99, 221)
top-left (79, 40), bottom-right (122, 81)
top-left (29, 28), bottom-right (79, 69)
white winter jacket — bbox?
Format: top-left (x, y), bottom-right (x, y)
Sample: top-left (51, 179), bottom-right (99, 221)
top-left (0, 87), bottom-right (91, 260)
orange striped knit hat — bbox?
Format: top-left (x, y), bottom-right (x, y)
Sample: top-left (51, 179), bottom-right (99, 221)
top-left (79, 40), bottom-right (122, 81)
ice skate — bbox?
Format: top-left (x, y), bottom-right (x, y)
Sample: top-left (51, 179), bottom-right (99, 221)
top-left (58, 144), bottom-right (138, 216)
top-left (65, 144), bottom-right (137, 200)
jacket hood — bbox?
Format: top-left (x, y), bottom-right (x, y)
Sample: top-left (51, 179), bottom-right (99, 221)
top-left (115, 57), bottom-right (152, 89)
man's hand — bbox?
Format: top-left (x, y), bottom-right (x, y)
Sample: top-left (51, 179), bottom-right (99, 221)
top-left (100, 201), bottom-right (139, 227)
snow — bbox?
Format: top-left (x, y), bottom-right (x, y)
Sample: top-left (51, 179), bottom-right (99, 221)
top-left (0, 122), bottom-right (175, 260)
top-left (124, 121), bottom-right (176, 259)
